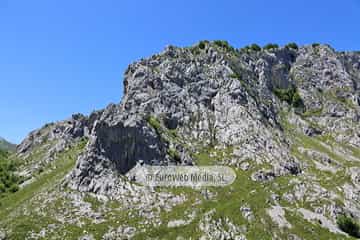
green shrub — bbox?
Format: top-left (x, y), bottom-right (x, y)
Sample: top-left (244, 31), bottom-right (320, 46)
top-left (292, 91), bottom-right (304, 108)
top-left (147, 116), bottom-right (162, 134)
top-left (285, 42), bottom-right (298, 50)
top-left (241, 45), bottom-right (250, 51)
top-left (273, 87), bottom-right (294, 103)
top-left (168, 148), bottom-right (181, 162)
top-left (250, 44), bottom-right (261, 51)
top-left (273, 86), bottom-right (304, 108)
top-left (312, 43), bottom-right (320, 48)
top-left (9, 184), bottom-right (19, 193)
top-left (0, 150), bottom-right (8, 159)
top-left (229, 72), bottom-right (242, 80)
top-left (214, 40), bottom-right (229, 48)
top-left (263, 43), bottom-right (279, 50)
top-left (213, 40), bottom-right (236, 53)
top-left (337, 215), bottom-right (360, 238)
top-left (0, 149), bottom-right (22, 197)
top-left (198, 41), bottom-right (208, 49)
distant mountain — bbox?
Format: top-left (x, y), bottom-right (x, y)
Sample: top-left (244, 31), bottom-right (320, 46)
top-left (0, 136), bottom-right (16, 152)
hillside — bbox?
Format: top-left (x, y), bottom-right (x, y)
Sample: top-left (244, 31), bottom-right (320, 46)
top-left (0, 41), bottom-right (360, 240)
top-left (0, 137), bottom-right (16, 152)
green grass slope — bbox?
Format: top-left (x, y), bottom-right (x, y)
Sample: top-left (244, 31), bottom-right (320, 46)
top-left (0, 138), bottom-right (87, 239)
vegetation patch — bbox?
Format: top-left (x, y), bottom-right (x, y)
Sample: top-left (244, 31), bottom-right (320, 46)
top-left (241, 44), bottom-right (262, 52)
top-left (273, 86), bottom-right (304, 108)
top-left (0, 138), bottom-right (87, 220)
top-left (337, 215), bottom-right (360, 238)
top-left (250, 43), bottom-right (261, 51)
top-left (263, 43), bottom-right (279, 50)
top-left (147, 116), bottom-right (162, 135)
top-left (213, 40), bottom-right (236, 53)
top-left (0, 150), bottom-right (22, 199)
top-left (198, 40), bottom-right (209, 49)
top-left (167, 147), bottom-right (181, 162)
top-left (83, 194), bottom-right (102, 211)
top-left (190, 40), bottom-right (209, 55)
top-left (285, 210), bottom-right (346, 239)
top-left (229, 71), bottom-right (242, 80)
top-left (147, 115), bottom-right (185, 162)
top-left (285, 42), bottom-right (299, 50)
top-left (301, 107), bottom-right (323, 117)
top-left (312, 43), bottom-right (321, 55)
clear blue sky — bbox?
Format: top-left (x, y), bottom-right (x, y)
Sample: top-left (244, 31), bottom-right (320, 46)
top-left (1, 0), bottom-right (359, 143)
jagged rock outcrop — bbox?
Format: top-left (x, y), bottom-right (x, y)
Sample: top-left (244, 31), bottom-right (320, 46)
top-left (17, 41), bottom-right (360, 196)
top-left (15, 113), bottom-right (92, 176)
top-left (62, 42), bottom-right (359, 195)
top-left (17, 113), bottom-right (89, 156)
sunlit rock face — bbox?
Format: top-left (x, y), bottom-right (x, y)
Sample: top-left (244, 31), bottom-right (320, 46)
top-left (19, 42), bottom-right (358, 196)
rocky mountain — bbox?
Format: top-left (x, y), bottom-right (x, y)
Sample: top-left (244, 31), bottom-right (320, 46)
top-left (1, 41), bottom-right (360, 239)
top-left (0, 137), bottom-right (16, 152)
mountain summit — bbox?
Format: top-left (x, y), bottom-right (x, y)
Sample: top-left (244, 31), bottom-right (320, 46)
top-left (1, 41), bottom-right (360, 239)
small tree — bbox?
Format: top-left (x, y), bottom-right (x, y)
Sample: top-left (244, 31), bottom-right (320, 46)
top-left (198, 40), bottom-right (208, 49)
top-left (285, 42), bottom-right (298, 50)
top-left (9, 184), bottom-right (19, 193)
top-left (263, 43), bottom-right (279, 50)
top-left (337, 215), bottom-right (360, 238)
top-left (250, 43), bottom-right (261, 51)
top-left (213, 40), bottom-right (236, 52)
top-left (312, 43), bottom-right (320, 48)
top-left (292, 92), bottom-right (304, 108)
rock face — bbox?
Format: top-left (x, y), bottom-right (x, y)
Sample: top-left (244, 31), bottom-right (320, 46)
top-left (15, 113), bottom-right (92, 176)
top-left (17, 113), bottom-right (90, 157)
top-left (18, 42), bottom-right (360, 195)
top-left (68, 112), bottom-right (170, 193)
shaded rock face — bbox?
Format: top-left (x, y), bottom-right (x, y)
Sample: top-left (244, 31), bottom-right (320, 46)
top-left (67, 106), bottom-right (170, 193)
top-left (18, 42), bottom-right (360, 195)
top-left (91, 119), bottom-right (168, 174)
